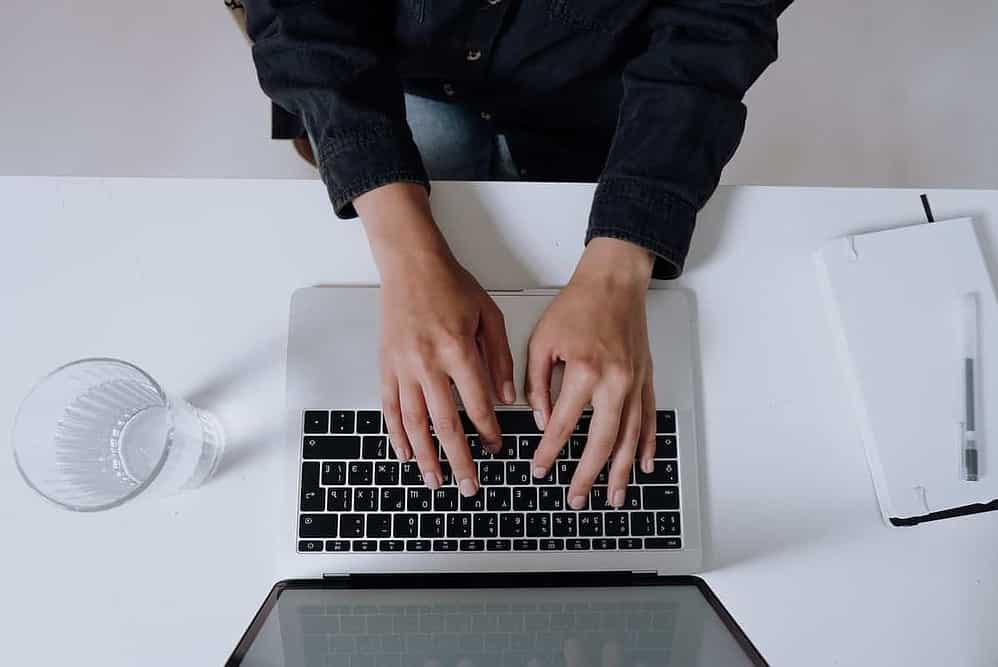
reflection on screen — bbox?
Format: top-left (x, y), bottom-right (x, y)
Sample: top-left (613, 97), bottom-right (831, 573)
top-left (238, 585), bottom-right (754, 667)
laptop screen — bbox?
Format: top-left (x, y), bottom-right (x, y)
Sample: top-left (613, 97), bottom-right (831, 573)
top-left (231, 579), bottom-right (762, 666)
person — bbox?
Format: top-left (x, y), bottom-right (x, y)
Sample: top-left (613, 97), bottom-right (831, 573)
top-left (242, 1), bottom-right (787, 510)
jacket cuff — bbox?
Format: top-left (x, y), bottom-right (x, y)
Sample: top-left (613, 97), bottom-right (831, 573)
top-left (586, 177), bottom-right (697, 280)
top-left (316, 122), bottom-right (430, 219)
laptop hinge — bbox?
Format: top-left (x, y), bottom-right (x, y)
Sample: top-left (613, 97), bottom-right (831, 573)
top-left (322, 573), bottom-right (351, 579)
top-left (321, 571), bottom-right (659, 583)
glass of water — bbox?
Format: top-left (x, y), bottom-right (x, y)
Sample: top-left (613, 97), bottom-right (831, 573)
top-left (12, 358), bottom-right (225, 511)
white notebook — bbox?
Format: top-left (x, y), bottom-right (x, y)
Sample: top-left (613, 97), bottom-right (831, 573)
top-left (817, 217), bottom-right (998, 525)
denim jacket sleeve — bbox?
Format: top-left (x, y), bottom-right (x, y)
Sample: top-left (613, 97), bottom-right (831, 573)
top-left (586, 1), bottom-right (783, 279)
top-left (243, 1), bottom-right (428, 218)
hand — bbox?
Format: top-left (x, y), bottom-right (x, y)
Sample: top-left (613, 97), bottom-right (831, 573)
top-left (526, 238), bottom-right (657, 510)
top-left (355, 184), bottom-right (515, 497)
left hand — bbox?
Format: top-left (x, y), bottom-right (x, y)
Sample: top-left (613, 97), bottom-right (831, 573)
top-left (526, 238), bottom-right (658, 510)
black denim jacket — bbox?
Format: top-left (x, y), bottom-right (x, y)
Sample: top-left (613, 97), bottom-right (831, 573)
top-left (244, 1), bottom-right (787, 278)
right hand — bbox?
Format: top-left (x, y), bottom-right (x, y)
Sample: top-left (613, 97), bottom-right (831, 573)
top-left (355, 183), bottom-right (515, 497)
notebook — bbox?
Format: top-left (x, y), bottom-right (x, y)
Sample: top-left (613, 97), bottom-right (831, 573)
top-left (816, 217), bottom-right (998, 526)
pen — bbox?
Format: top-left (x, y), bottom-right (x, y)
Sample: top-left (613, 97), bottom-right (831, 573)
top-left (962, 293), bottom-right (980, 481)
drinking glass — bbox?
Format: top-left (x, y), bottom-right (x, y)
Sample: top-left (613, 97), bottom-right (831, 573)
top-left (12, 358), bottom-right (225, 511)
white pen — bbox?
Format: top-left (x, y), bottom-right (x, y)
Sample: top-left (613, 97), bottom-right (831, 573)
top-left (962, 293), bottom-right (980, 481)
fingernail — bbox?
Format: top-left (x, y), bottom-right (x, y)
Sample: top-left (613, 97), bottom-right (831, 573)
top-left (532, 466), bottom-right (548, 479)
top-left (423, 471), bottom-right (440, 490)
top-left (533, 410), bottom-right (546, 431)
top-left (486, 439), bottom-right (502, 454)
top-left (612, 489), bottom-right (626, 508)
top-left (641, 459), bottom-right (654, 474)
top-left (568, 494), bottom-right (587, 510)
top-left (502, 381), bottom-right (516, 404)
top-left (459, 478), bottom-right (478, 497)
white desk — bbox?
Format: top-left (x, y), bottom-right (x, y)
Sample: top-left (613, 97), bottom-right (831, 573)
top-left (0, 178), bottom-right (995, 666)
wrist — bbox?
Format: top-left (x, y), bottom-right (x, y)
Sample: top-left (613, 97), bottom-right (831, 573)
top-left (574, 237), bottom-right (655, 290)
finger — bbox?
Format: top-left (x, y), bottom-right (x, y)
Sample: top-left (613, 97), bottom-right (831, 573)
top-left (479, 304), bottom-right (516, 405)
top-left (607, 381), bottom-right (643, 508)
top-left (603, 640), bottom-right (622, 667)
top-left (564, 637), bottom-right (584, 667)
top-left (524, 336), bottom-right (554, 431)
top-left (569, 382), bottom-right (626, 509)
top-left (381, 373), bottom-right (412, 462)
top-left (422, 373), bottom-right (479, 497)
top-left (447, 343), bottom-right (502, 453)
top-left (399, 381), bottom-right (441, 489)
top-left (532, 363), bottom-right (595, 479)
top-left (638, 371), bottom-right (657, 474)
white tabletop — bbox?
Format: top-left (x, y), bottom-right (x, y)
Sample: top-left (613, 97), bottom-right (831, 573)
top-left (1, 178), bottom-right (995, 666)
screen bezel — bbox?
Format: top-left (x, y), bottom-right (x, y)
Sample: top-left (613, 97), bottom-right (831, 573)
top-left (225, 573), bottom-right (767, 667)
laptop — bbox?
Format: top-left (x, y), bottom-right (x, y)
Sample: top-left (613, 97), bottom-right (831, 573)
top-left (228, 286), bottom-right (765, 664)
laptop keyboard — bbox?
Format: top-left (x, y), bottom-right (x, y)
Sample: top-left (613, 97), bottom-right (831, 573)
top-left (298, 409), bottom-right (681, 553)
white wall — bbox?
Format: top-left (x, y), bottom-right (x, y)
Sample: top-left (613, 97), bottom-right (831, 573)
top-left (1, 0), bottom-right (996, 188)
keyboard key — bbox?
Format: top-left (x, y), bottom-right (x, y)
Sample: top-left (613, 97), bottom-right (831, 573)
top-left (569, 436), bottom-right (586, 459)
top-left (567, 538), bottom-right (591, 550)
top-left (374, 461), bottom-right (399, 485)
top-left (656, 410), bottom-right (676, 434)
top-left (574, 411), bottom-right (593, 435)
top-left (480, 462), bottom-right (504, 485)
top-left (401, 462), bottom-right (424, 485)
top-left (300, 514), bottom-right (337, 538)
top-left (394, 514), bottom-right (419, 538)
top-left (326, 488), bottom-right (351, 512)
top-left (460, 488), bottom-right (486, 512)
top-left (646, 537), bottom-right (682, 549)
top-left (643, 486), bottom-right (679, 510)
top-left (630, 512), bottom-right (655, 536)
top-left (497, 410), bottom-right (541, 434)
top-left (467, 436), bottom-right (489, 460)
top-left (474, 514), bottom-right (499, 538)
top-left (500, 513), bottom-right (524, 537)
top-left (357, 410), bottom-right (381, 434)
top-left (325, 540), bottom-right (350, 552)
top-left (487, 539), bottom-right (512, 551)
top-left (348, 462), bottom-right (373, 485)
top-left (406, 540), bottom-right (432, 552)
top-left (457, 411), bottom-right (478, 435)
top-left (553, 513), bottom-right (577, 537)
top-left (321, 461), bottom-right (347, 486)
top-left (299, 540), bottom-right (323, 552)
top-left (540, 539), bottom-right (565, 551)
top-left (382, 414), bottom-right (390, 434)
top-left (623, 487), bottom-right (642, 510)
top-left (353, 540), bottom-right (378, 552)
top-left (619, 538), bottom-right (643, 549)
top-left (655, 435), bottom-right (677, 459)
top-left (339, 514), bottom-right (364, 538)
top-left (590, 486), bottom-right (609, 510)
top-left (460, 539), bottom-right (485, 551)
top-left (506, 462), bottom-right (531, 486)
top-left (513, 539), bottom-right (538, 551)
top-left (447, 514), bottom-right (472, 538)
top-left (519, 436), bottom-right (540, 459)
top-left (486, 488), bottom-right (511, 511)
top-left (495, 436), bottom-right (518, 459)
top-left (407, 487), bottom-right (433, 512)
top-left (366, 514), bottom-right (391, 538)
top-left (433, 487), bottom-right (459, 511)
top-left (605, 512), bottom-right (629, 536)
top-left (433, 540), bottom-right (459, 552)
top-left (362, 436), bottom-right (388, 459)
top-left (594, 465), bottom-right (610, 485)
top-left (420, 514), bottom-right (445, 538)
top-left (557, 461), bottom-right (578, 485)
top-left (303, 436), bottom-right (360, 460)
top-left (380, 540), bottom-right (405, 552)
top-left (526, 513), bottom-right (551, 537)
top-left (532, 466), bottom-right (556, 485)
top-left (513, 487), bottom-right (538, 511)
top-left (636, 460), bottom-right (678, 485)
top-left (300, 463), bottom-right (324, 511)
top-left (593, 538), bottom-right (617, 550)
top-left (657, 512), bottom-right (681, 536)
top-left (354, 487), bottom-right (377, 511)
top-left (330, 411), bottom-right (355, 434)
top-left (303, 411), bottom-right (329, 434)
top-left (539, 487), bottom-right (564, 511)
top-left (579, 513), bottom-right (603, 537)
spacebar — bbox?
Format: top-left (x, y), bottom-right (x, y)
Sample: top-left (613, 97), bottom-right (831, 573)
top-left (496, 410), bottom-right (540, 434)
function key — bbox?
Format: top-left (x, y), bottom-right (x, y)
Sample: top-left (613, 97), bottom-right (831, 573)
top-left (357, 410), bottom-right (381, 434)
top-left (497, 410), bottom-right (542, 434)
top-left (656, 411), bottom-right (676, 434)
top-left (325, 540), bottom-right (350, 552)
top-left (645, 538), bottom-right (682, 549)
top-left (460, 539), bottom-right (485, 551)
top-left (406, 540), bottom-right (432, 552)
top-left (303, 410), bottom-right (329, 434)
top-left (513, 539), bottom-right (538, 551)
top-left (302, 436), bottom-right (360, 460)
top-left (619, 538), bottom-right (643, 550)
top-left (567, 539), bottom-right (591, 551)
top-left (655, 435), bottom-right (677, 459)
top-left (642, 486), bottom-right (680, 510)
top-left (636, 460), bottom-right (678, 485)
top-left (380, 540), bottom-right (405, 552)
top-left (540, 539), bottom-right (564, 551)
top-left (298, 540), bottom-right (323, 552)
top-left (593, 538), bottom-right (617, 550)
top-left (362, 436), bottom-right (388, 459)
top-left (487, 539), bottom-right (512, 551)
top-left (330, 411), bottom-right (355, 434)
top-left (353, 540), bottom-right (378, 552)
top-left (433, 540), bottom-right (459, 552)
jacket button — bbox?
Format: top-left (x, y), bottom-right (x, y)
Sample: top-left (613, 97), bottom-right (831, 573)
top-left (465, 49), bottom-right (483, 62)
top-left (480, 111), bottom-right (492, 121)
top-left (442, 82), bottom-right (455, 96)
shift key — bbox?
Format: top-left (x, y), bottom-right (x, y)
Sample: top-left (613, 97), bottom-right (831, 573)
top-left (303, 436), bottom-right (361, 459)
